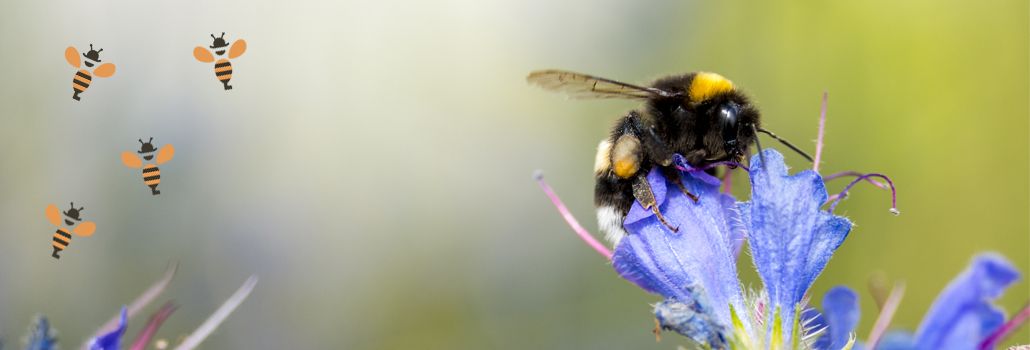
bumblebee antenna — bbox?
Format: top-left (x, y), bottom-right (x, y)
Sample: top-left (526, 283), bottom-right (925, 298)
top-left (139, 138), bottom-right (144, 145)
top-left (97, 48), bottom-right (103, 53)
top-left (89, 44), bottom-right (94, 51)
top-left (757, 127), bottom-right (814, 163)
top-left (220, 32), bottom-right (226, 39)
top-left (751, 124), bottom-right (766, 170)
top-left (148, 137), bottom-right (153, 143)
top-left (69, 202), bottom-right (74, 209)
top-left (211, 34), bottom-right (216, 39)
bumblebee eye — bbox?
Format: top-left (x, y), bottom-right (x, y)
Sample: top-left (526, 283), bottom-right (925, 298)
top-left (719, 102), bottom-right (741, 148)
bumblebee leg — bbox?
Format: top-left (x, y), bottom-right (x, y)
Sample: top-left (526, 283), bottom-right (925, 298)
top-left (72, 91), bottom-right (81, 101)
top-left (625, 111), bottom-right (674, 167)
top-left (51, 247), bottom-right (61, 259)
top-left (662, 166), bottom-right (699, 202)
top-left (632, 173), bottom-right (678, 232)
top-left (149, 184), bottom-right (161, 195)
top-left (222, 80), bottom-right (233, 90)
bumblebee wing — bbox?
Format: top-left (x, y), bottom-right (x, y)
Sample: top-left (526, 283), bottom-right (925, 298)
top-left (228, 39), bottom-right (247, 59)
top-left (65, 47), bottom-right (81, 68)
top-left (194, 47), bottom-right (215, 63)
top-left (121, 151), bottom-right (143, 168)
top-left (73, 221), bottom-right (96, 237)
top-left (156, 144), bottom-right (175, 165)
top-left (526, 70), bottom-right (678, 100)
top-left (94, 63), bottom-right (116, 78)
top-left (45, 204), bottom-right (62, 226)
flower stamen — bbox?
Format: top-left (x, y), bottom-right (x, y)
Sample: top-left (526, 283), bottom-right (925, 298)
top-left (533, 170), bottom-right (614, 260)
top-left (827, 173), bottom-right (899, 215)
top-left (866, 282), bottom-right (905, 348)
top-left (814, 91), bottom-right (828, 172)
top-left (978, 301), bottom-right (1030, 350)
top-left (824, 171), bottom-right (889, 189)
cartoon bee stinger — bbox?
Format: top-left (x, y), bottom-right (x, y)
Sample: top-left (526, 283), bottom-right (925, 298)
top-left (45, 203), bottom-right (96, 259)
top-left (193, 33), bottom-right (247, 90)
top-left (121, 138), bottom-right (175, 195)
top-left (65, 44), bottom-right (116, 101)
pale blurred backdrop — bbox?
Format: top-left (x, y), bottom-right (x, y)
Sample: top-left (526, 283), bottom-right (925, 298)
top-left (0, 0), bottom-right (1026, 348)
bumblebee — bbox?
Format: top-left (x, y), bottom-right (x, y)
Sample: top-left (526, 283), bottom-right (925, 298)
top-left (527, 70), bottom-right (811, 244)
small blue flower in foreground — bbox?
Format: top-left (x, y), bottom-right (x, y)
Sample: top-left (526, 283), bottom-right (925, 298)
top-left (613, 149), bottom-right (856, 349)
top-left (25, 315), bottom-right (57, 350)
top-left (12, 266), bottom-right (257, 350)
top-left (814, 253), bottom-right (1025, 350)
top-left (89, 307), bottom-right (127, 350)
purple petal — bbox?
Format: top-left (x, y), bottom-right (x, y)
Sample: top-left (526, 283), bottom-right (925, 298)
top-left (740, 149), bottom-right (852, 339)
top-left (624, 168), bottom-right (667, 225)
top-left (818, 286), bottom-right (860, 350)
top-left (90, 307), bottom-right (128, 350)
top-left (914, 253), bottom-right (1020, 350)
top-left (612, 162), bottom-right (745, 335)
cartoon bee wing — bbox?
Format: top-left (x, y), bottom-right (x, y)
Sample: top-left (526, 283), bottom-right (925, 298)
top-left (193, 46), bottom-right (215, 63)
top-left (156, 144), bottom-right (175, 165)
top-left (73, 221), bottom-right (96, 237)
top-left (228, 39), bottom-right (247, 59)
top-left (94, 63), bottom-right (116, 78)
top-left (45, 204), bottom-right (62, 227)
top-left (121, 151), bottom-right (143, 168)
top-left (65, 47), bottom-right (81, 68)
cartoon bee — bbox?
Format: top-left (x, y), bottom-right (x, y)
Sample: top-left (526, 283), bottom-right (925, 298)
top-left (64, 44), bottom-right (116, 101)
top-left (528, 70), bottom-right (812, 244)
top-left (45, 202), bottom-right (96, 259)
top-left (193, 33), bottom-right (247, 90)
top-left (121, 138), bottom-right (175, 195)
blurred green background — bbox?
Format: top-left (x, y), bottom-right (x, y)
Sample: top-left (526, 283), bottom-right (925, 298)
top-left (0, 0), bottom-right (1026, 348)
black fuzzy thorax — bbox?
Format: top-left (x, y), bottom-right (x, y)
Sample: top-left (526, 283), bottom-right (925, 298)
top-left (645, 74), bottom-right (760, 166)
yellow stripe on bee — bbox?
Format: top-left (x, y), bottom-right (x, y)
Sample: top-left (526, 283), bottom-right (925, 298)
top-left (688, 72), bottom-right (734, 103)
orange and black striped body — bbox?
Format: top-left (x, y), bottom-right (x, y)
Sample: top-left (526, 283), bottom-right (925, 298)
top-left (214, 58), bottom-right (233, 90)
top-left (52, 227), bottom-right (71, 258)
top-left (72, 69), bottom-right (92, 101)
top-left (143, 164), bottom-right (162, 195)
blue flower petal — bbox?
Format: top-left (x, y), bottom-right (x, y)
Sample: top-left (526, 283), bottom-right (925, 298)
top-left (655, 297), bottom-right (728, 347)
top-left (612, 160), bottom-right (745, 340)
top-left (740, 149), bottom-right (852, 340)
top-left (913, 253), bottom-right (1020, 350)
top-left (90, 306), bottom-right (128, 350)
top-left (25, 315), bottom-right (57, 350)
top-left (816, 286), bottom-right (860, 350)
top-left (871, 331), bottom-right (917, 350)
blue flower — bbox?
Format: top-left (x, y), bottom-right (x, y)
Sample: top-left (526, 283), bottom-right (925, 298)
top-left (612, 160), bottom-right (744, 346)
top-left (742, 150), bottom-right (852, 343)
top-left (25, 315), bottom-right (58, 350)
top-left (89, 306), bottom-right (127, 350)
top-left (612, 149), bottom-right (855, 348)
top-left (813, 253), bottom-right (1022, 350)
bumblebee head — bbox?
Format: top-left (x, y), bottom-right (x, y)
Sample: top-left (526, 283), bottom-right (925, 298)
top-left (83, 44), bottom-right (103, 68)
top-left (703, 95), bottom-right (760, 162)
top-left (63, 202), bottom-right (84, 226)
top-left (138, 137), bottom-right (157, 161)
top-left (210, 32), bottom-right (229, 56)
